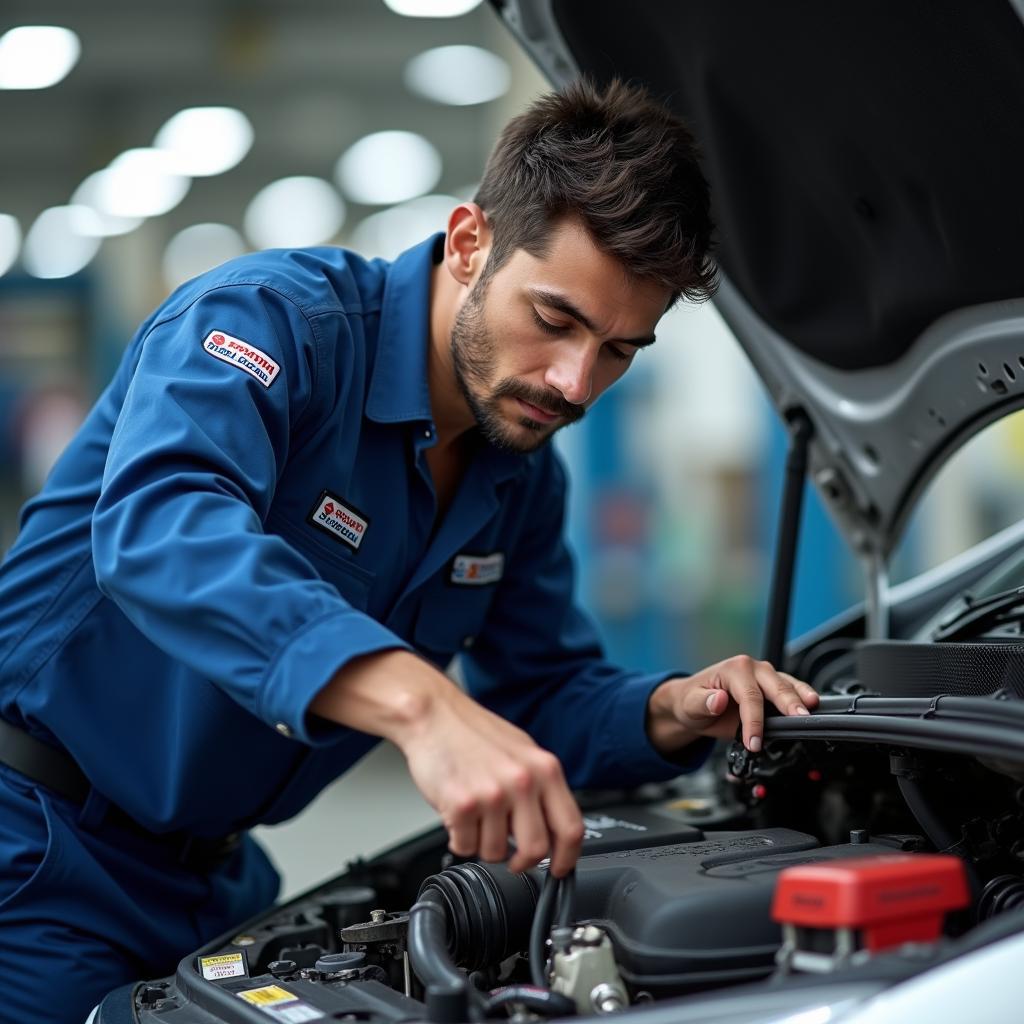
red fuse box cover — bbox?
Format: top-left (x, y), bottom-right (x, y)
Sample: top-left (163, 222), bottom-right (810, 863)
top-left (772, 854), bottom-right (969, 951)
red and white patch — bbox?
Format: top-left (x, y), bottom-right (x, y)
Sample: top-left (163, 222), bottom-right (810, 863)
top-left (203, 330), bottom-right (280, 388)
top-left (308, 491), bottom-right (370, 551)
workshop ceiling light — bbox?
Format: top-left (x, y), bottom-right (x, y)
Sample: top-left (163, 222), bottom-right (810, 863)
top-left (163, 223), bottom-right (247, 292)
top-left (0, 26), bottom-right (80, 90)
top-left (23, 206), bottom-right (102, 279)
top-left (349, 194), bottom-right (458, 261)
top-left (404, 46), bottom-right (510, 106)
top-left (70, 172), bottom-right (144, 237)
top-left (0, 214), bottom-right (21, 277)
top-left (92, 149), bottom-right (191, 220)
top-left (154, 107), bottom-right (254, 177)
top-left (383, 0), bottom-right (483, 16)
top-left (244, 176), bottom-right (346, 249)
top-left (336, 131), bottom-right (442, 206)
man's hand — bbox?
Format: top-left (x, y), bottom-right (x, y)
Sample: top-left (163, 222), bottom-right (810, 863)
top-left (311, 650), bottom-right (584, 876)
top-left (646, 655), bottom-right (819, 757)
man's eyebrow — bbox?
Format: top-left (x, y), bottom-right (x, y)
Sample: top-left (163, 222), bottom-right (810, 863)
top-left (527, 287), bottom-right (657, 348)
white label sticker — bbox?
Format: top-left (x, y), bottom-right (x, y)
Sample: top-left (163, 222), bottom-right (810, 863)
top-left (309, 492), bottom-right (369, 551)
top-left (203, 330), bottom-right (281, 388)
top-left (199, 952), bottom-right (247, 980)
top-left (451, 552), bottom-right (504, 586)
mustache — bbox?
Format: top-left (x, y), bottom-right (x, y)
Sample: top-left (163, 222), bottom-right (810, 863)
top-left (492, 378), bottom-right (585, 424)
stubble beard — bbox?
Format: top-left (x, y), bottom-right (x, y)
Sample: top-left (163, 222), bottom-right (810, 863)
top-left (449, 280), bottom-right (584, 455)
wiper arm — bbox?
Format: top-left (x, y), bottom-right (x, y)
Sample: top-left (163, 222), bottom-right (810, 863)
top-left (933, 583), bottom-right (1024, 642)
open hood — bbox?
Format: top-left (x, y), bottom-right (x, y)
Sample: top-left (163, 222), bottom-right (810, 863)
top-left (491, 0), bottom-right (1024, 567)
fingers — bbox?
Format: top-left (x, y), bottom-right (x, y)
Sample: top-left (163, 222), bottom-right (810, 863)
top-left (684, 656), bottom-right (819, 753)
top-left (536, 754), bottom-right (585, 877)
top-left (442, 752), bottom-right (583, 878)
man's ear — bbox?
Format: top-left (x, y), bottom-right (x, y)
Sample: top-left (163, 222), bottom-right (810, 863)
top-left (443, 203), bottom-right (491, 288)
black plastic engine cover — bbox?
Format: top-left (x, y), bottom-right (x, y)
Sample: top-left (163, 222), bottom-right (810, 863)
top-left (569, 828), bottom-right (899, 993)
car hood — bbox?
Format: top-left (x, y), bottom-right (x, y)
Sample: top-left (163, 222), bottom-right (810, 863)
top-left (491, 0), bottom-right (1024, 562)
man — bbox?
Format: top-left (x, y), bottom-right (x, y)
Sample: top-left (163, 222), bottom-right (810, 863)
top-left (0, 79), bottom-right (818, 1020)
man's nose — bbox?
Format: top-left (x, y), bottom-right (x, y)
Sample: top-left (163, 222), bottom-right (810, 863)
top-left (543, 343), bottom-right (595, 406)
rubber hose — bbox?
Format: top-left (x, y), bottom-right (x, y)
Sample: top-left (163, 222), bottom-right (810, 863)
top-left (409, 895), bottom-right (472, 998)
top-left (896, 774), bottom-right (958, 852)
top-left (484, 986), bottom-right (577, 1018)
top-left (529, 873), bottom-right (559, 988)
top-left (554, 870), bottom-right (576, 929)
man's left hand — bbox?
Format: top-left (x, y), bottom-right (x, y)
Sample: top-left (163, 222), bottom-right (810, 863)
top-left (646, 655), bottom-right (819, 757)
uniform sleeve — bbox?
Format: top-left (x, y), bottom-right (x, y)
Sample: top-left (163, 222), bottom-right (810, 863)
top-left (460, 451), bottom-right (713, 790)
top-left (92, 283), bottom-right (410, 744)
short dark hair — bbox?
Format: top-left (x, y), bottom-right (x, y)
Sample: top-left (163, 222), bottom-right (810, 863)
top-left (474, 76), bottom-right (717, 305)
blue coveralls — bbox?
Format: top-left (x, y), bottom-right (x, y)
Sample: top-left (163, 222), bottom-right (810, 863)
top-left (0, 233), bottom-right (707, 1021)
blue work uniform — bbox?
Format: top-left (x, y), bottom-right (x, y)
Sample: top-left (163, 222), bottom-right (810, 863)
top-left (0, 233), bottom-right (708, 1021)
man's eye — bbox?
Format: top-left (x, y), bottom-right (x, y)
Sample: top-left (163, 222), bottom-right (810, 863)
top-left (606, 345), bottom-right (634, 363)
top-left (532, 309), bottom-right (569, 335)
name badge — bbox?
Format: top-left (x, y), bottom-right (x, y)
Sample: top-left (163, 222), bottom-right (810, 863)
top-left (307, 491), bottom-right (370, 552)
top-left (451, 552), bottom-right (504, 586)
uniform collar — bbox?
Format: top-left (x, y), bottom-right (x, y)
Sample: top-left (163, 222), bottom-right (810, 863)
top-left (365, 232), bottom-right (444, 425)
top-left (366, 230), bottom-right (532, 485)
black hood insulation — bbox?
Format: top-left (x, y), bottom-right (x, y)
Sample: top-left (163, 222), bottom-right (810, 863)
top-left (551, 0), bottom-right (1024, 370)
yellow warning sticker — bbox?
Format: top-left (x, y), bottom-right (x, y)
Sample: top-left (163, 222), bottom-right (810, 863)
top-left (199, 952), bottom-right (247, 980)
top-left (238, 986), bottom-right (295, 1007)
top-left (236, 986), bottom-right (325, 1021)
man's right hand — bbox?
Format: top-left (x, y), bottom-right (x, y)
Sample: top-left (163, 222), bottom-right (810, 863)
top-left (309, 649), bottom-right (584, 877)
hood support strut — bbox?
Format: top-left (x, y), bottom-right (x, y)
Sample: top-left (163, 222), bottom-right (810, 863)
top-left (763, 413), bottom-right (813, 667)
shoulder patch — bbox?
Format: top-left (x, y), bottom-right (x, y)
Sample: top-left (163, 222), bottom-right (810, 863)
top-left (203, 330), bottom-right (281, 388)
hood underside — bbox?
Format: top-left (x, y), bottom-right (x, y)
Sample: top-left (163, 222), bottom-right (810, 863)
top-left (492, 0), bottom-right (1024, 561)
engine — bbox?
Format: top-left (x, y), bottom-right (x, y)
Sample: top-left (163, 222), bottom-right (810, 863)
top-left (132, 786), bottom-right (1019, 1024)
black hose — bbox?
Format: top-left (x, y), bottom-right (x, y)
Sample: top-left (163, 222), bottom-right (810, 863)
top-left (896, 775), bottom-right (958, 853)
top-left (528, 872), bottom-right (559, 987)
top-left (554, 871), bottom-right (576, 929)
top-left (409, 895), bottom-right (470, 992)
top-left (483, 986), bottom-right (576, 1018)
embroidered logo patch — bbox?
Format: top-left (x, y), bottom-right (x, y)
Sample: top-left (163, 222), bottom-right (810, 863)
top-left (451, 552), bottom-right (504, 586)
top-left (307, 491), bottom-right (370, 552)
top-left (203, 330), bottom-right (280, 388)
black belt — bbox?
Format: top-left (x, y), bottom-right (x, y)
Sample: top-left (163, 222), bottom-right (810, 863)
top-left (0, 716), bottom-right (242, 871)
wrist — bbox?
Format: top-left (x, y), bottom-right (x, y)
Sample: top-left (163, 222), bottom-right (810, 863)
top-left (310, 649), bottom-right (456, 748)
top-left (646, 677), bottom-right (703, 757)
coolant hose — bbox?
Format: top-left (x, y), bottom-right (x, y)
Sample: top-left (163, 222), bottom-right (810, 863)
top-left (483, 986), bottom-right (577, 1018)
top-left (529, 872), bottom-right (560, 988)
top-left (897, 774), bottom-right (980, 898)
top-left (409, 892), bottom-right (469, 992)
top-left (896, 774), bottom-right (958, 853)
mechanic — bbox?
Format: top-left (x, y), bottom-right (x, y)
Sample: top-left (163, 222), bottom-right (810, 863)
top-left (0, 79), bottom-right (818, 1021)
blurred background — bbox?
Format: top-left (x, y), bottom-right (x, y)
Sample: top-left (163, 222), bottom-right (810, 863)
top-left (2, 0), bottom-right (1023, 897)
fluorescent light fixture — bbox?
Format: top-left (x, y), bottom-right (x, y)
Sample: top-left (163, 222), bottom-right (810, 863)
top-left (71, 172), bottom-right (144, 237)
top-left (348, 194), bottom-right (457, 261)
top-left (336, 131), bottom-right (442, 206)
top-left (244, 176), bottom-right (346, 249)
top-left (93, 148), bottom-right (190, 219)
top-left (0, 26), bottom-right (80, 90)
top-left (163, 223), bottom-right (247, 292)
top-left (23, 206), bottom-right (102, 279)
top-left (404, 45), bottom-right (510, 106)
top-left (383, 0), bottom-right (483, 15)
top-left (0, 214), bottom-right (21, 277)
top-left (154, 107), bottom-right (254, 177)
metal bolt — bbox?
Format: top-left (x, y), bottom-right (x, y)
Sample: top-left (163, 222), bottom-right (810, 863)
top-left (370, 909), bottom-right (388, 923)
top-left (591, 984), bottom-right (625, 1014)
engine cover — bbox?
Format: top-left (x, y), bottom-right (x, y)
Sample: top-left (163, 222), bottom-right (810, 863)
top-left (568, 827), bottom-right (906, 993)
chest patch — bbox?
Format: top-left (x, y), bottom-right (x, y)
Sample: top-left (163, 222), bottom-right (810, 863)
top-left (203, 330), bottom-right (281, 388)
top-left (451, 552), bottom-right (504, 586)
top-left (307, 491), bottom-right (370, 551)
